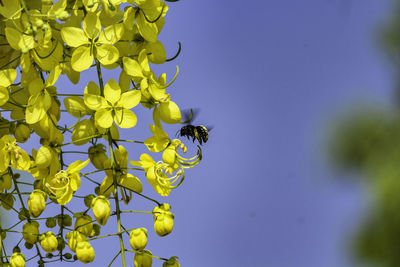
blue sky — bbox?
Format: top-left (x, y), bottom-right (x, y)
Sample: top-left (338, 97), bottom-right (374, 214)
top-left (6, 0), bottom-right (398, 266)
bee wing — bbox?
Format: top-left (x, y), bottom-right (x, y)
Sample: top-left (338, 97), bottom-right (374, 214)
top-left (205, 125), bottom-right (214, 132)
top-left (181, 108), bottom-right (200, 124)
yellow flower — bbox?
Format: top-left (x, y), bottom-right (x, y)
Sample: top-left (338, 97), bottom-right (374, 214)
top-left (45, 159), bottom-right (89, 205)
top-left (61, 12), bottom-right (124, 72)
top-left (99, 145), bottom-right (143, 202)
top-left (25, 65), bottom-right (61, 124)
top-left (123, 50), bottom-right (168, 106)
top-left (39, 231), bottom-right (58, 252)
top-left (131, 154), bottom-right (185, 196)
top-left (130, 228), bottom-right (148, 250)
top-left (76, 241), bottom-right (95, 264)
top-left (84, 79), bottom-right (141, 129)
top-left (0, 135), bottom-right (30, 172)
top-left (144, 124), bottom-right (170, 152)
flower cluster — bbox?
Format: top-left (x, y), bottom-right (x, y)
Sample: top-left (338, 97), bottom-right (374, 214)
top-left (0, 0), bottom-right (203, 266)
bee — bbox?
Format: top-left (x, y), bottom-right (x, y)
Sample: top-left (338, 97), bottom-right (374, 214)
top-left (177, 109), bottom-right (211, 145)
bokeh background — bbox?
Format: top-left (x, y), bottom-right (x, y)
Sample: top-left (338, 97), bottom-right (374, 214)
top-left (6, 0), bottom-right (400, 266)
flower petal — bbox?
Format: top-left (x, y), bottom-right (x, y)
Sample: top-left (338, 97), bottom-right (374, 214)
top-left (118, 90), bottom-right (141, 109)
top-left (61, 27), bottom-right (89, 47)
top-left (83, 12), bottom-right (101, 39)
top-left (104, 79), bottom-right (121, 105)
top-left (95, 108), bottom-right (114, 129)
top-left (114, 109), bottom-right (137, 128)
top-left (96, 44), bottom-right (119, 66)
top-left (71, 46), bottom-right (93, 72)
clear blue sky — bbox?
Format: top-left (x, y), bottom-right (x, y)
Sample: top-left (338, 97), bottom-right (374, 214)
top-left (9, 0), bottom-right (397, 266)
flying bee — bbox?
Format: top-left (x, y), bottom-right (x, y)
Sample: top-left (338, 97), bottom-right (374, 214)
top-left (177, 109), bottom-right (211, 145)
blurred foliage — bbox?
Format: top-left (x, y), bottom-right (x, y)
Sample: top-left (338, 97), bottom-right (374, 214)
top-left (331, 108), bottom-right (400, 267)
top-left (331, 0), bottom-right (400, 262)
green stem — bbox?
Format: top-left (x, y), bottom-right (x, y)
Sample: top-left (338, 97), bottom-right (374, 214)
top-left (107, 130), bottom-right (127, 267)
top-left (96, 58), bottom-right (126, 266)
top-left (9, 168), bottom-right (45, 262)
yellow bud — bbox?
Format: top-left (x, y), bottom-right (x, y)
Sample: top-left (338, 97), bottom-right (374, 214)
top-left (10, 252), bottom-right (25, 267)
top-left (14, 124), bottom-right (30, 143)
top-left (91, 196), bottom-right (110, 226)
top-left (88, 144), bottom-right (109, 169)
top-left (163, 257), bottom-right (180, 267)
top-left (130, 228), bottom-right (148, 250)
top-left (153, 204), bottom-right (174, 237)
top-left (22, 221), bottom-right (39, 244)
top-left (76, 241), bottom-right (95, 263)
top-left (74, 214), bottom-right (93, 236)
top-left (39, 232), bottom-right (58, 252)
top-left (28, 190), bottom-right (47, 218)
top-left (134, 250), bottom-right (153, 267)
top-left (66, 231), bottom-right (86, 252)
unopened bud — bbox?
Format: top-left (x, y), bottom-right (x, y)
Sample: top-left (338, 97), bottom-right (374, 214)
top-left (76, 241), bottom-right (95, 263)
top-left (134, 250), bottom-right (153, 267)
top-left (163, 256), bottom-right (180, 267)
top-left (39, 232), bottom-right (58, 252)
top-left (88, 144), bottom-right (109, 169)
top-left (10, 252), bottom-right (25, 267)
top-left (28, 190), bottom-right (47, 218)
top-left (22, 221), bottom-right (39, 244)
top-left (129, 228), bottom-right (148, 250)
top-left (74, 213), bottom-right (93, 236)
top-left (153, 204), bottom-right (174, 237)
top-left (91, 196), bottom-right (110, 226)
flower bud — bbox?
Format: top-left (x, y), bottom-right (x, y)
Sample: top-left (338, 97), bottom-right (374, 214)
top-left (57, 237), bottom-right (66, 250)
top-left (75, 241), bottom-right (95, 264)
top-left (22, 221), bottom-right (39, 244)
top-left (0, 171), bottom-right (12, 192)
top-left (14, 123), bottom-right (30, 143)
top-left (163, 256), bottom-right (180, 267)
top-left (88, 144), bottom-right (109, 169)
top-left (84, 194), bottom-right (95, 208)
top-left (153, 204), bottom-right (174, 237)
top-left (1, 193), bottom-right (15, 210)
top-left (39, 232), bottom-right (58, 252)
top-left (24, 242), bottom-right (33, 250)
top-left (46, 217), bottom-right (57, 228)
top-left (134, 250), bottom-right (153, 267)
top-left (66, 231), bottom-right (86, 252)
top-left (74, 213), bottom-right (93, 236)
top-left (130, 228), bottom-right (148, 250)
top-left (91, 224), bottom-right (101, 237)
top-left (10, 252), bottom-right (25, 267)
top-left (91, 196), bottom-right (110, 226)
top-left (18, 208), bottom-right (29, 221)
top-left (57, 214), bottom-right (72, 227)
top-left (28, 190), bottom-right (47, 218)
